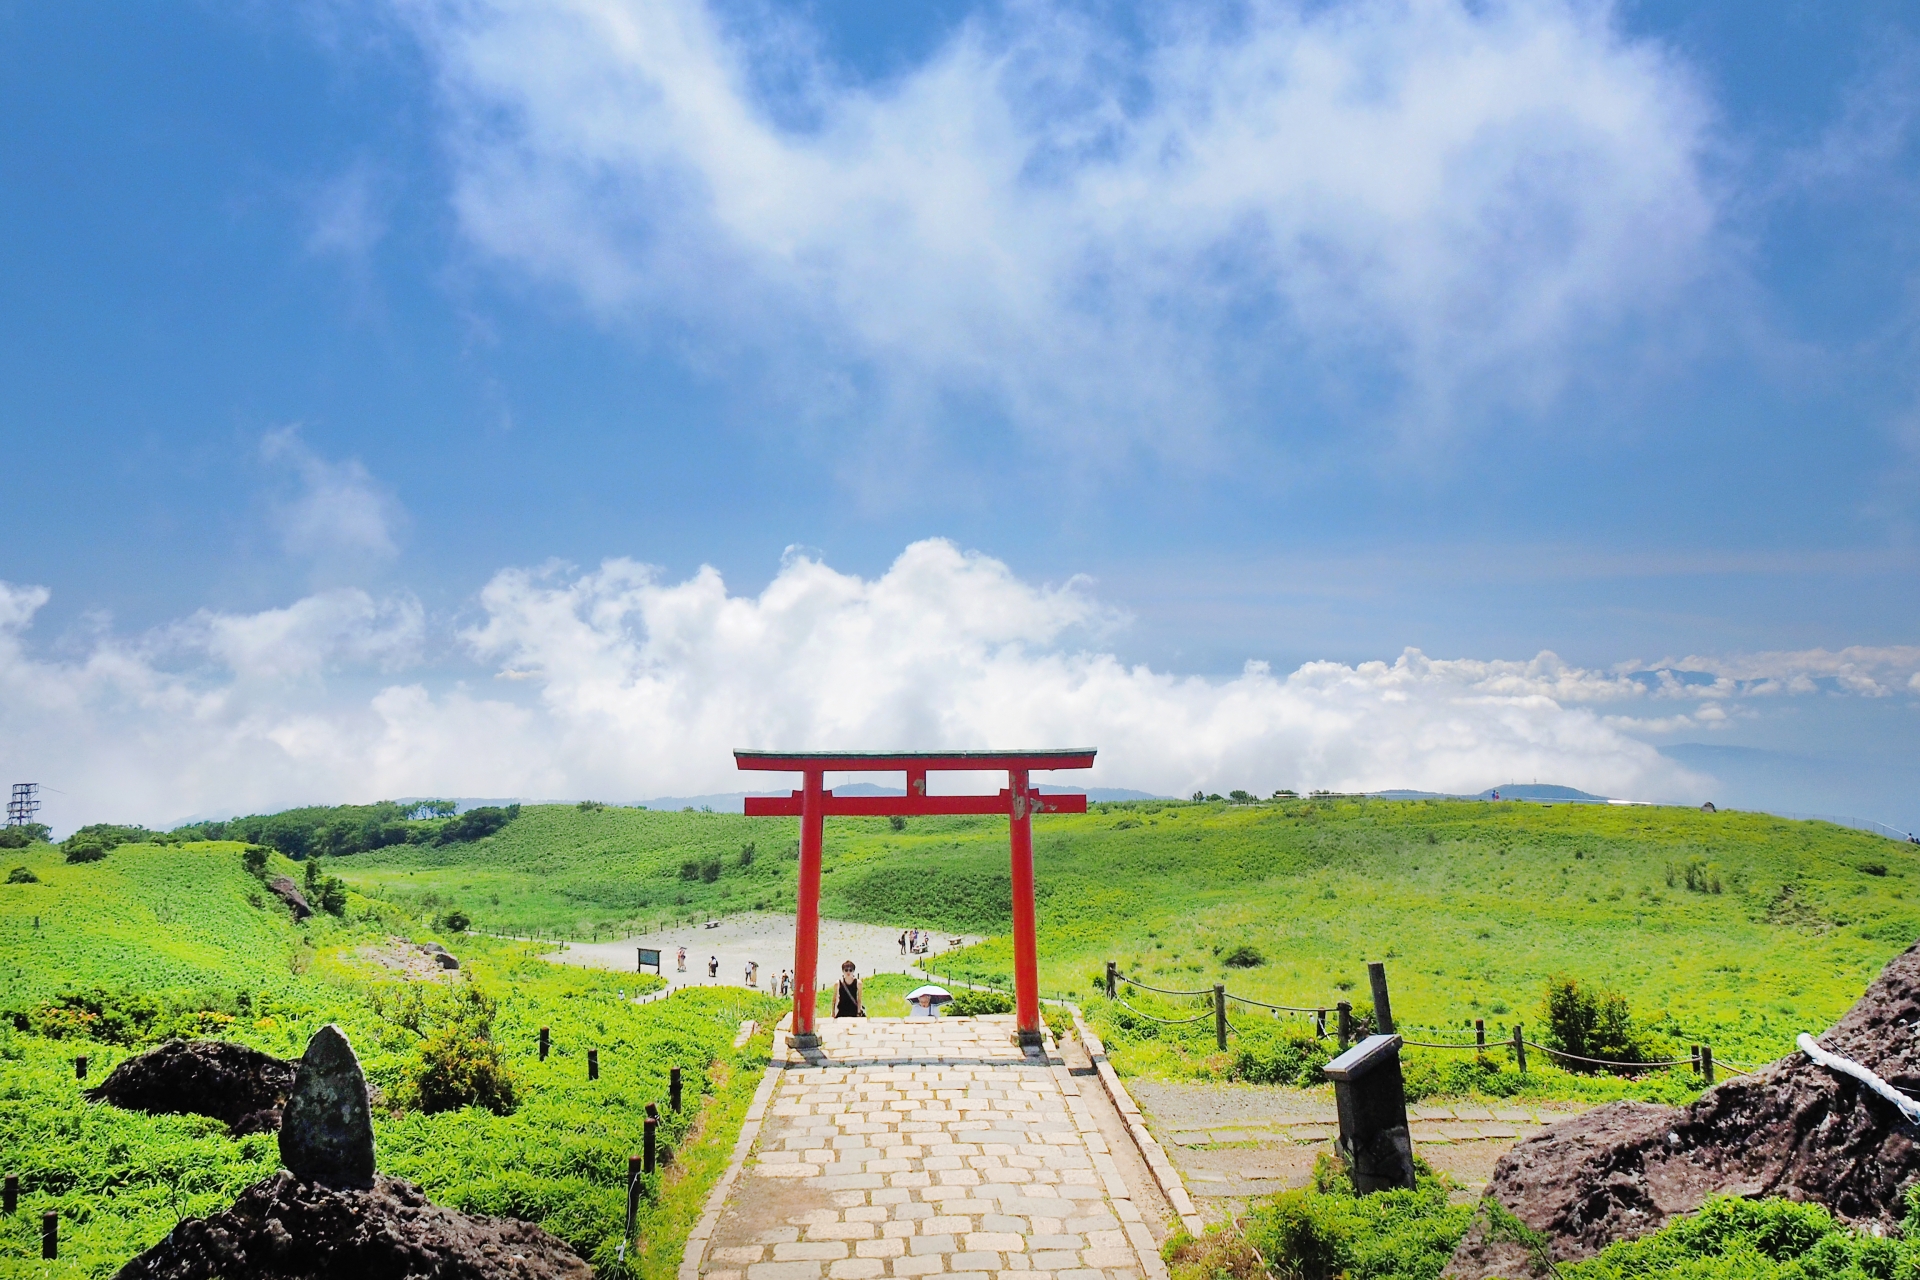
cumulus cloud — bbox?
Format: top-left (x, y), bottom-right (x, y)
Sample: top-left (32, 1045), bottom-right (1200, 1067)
top-left (0, 540), bottom-right (1808, 830)
top-left (261, 427), bottom-right (403, 563)
top-left (397, 0), bottom-right (1718, 449)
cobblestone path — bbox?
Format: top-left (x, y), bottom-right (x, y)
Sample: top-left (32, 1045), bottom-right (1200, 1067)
top-left (687, 1016), bottom-right (1170, 1280)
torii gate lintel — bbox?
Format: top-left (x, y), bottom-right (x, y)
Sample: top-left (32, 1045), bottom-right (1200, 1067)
top-left (737, 748), bottom-right (1096, 1048)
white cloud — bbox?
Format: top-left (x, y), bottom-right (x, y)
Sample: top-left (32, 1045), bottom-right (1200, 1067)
top-left (397, 0), bottom-right (1718, 449)
top-left (0, 542), bottom-right (1752, 830)
top-left (261, 427), bottom-right (403, 562)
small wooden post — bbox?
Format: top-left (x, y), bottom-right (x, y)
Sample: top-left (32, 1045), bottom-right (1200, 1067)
top-left (1337, 1001), bottom-right (1353, 1050)
top-left (1475, 1019), bottom-right (1486, 1050)
top-left (1105, 961), bottom-right (1116, 999)
top-left (4, 1173), bottom-right (17, 1214)
top-left (1691, 1045), bottom-right (1701, 1075)
top-left (1316, 1007), bottom-right (1327, 1039)
top-left (43, 1210), bottom-right (57, 1260)
top-left (588, 1049), bottom-right (599, 1081)
top-left (1700, 1046), bottom-right (1715, 1085)
top-left (539, 1027), bottom-right (550, 1061)
top-left (74, 1056), bottom-right (87, 1080)
top-left (1513, 1025), bottom-right (1527, 1074)
top-left (1213, 984), bottom-right (1227, 1050)
top-left (1367, 962), bottom-right (1395, 1034)
top-left (670, 1066), bottom-right (683, 1113)
top-left (626, 1154), bottom-right (643, 1241)
top-left (644, 1108), bottom-right (658, 1174)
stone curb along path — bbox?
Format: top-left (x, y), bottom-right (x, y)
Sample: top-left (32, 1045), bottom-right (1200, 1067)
top-left (1068, 1014), bottom-right (1204, 1237)
top-left (681, 1015), bottom-right (1183, 1280)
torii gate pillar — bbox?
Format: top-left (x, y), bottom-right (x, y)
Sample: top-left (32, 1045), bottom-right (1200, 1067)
top-left (739, 749), bottom-right (1096, 1048)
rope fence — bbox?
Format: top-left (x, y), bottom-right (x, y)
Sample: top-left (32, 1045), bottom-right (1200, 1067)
top-left (1099, 959), bottom-right (1757, 1081)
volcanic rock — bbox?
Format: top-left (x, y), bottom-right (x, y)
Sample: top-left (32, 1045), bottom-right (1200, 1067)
top-left (1446, 940), bottom-right (1920, 1277)
top-left (85, 1039), bottom-right (296, 1135)
top-left (280, 1025), bottom-right (376, 1188)
top-left (114, 1171), bottom-right (593, 1280)
top-left (267, 876), bottom-right (313, 921)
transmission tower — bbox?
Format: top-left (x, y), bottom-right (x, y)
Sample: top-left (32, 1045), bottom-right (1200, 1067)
top-left (7, 783), bottom-right (40, 826)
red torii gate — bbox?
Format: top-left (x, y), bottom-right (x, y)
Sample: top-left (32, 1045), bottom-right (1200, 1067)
top-left (738, 749), bottom-right (1096, 1047)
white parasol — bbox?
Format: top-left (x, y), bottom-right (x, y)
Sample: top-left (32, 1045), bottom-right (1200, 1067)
top-left (905, 985), bottom-right (954, 1005)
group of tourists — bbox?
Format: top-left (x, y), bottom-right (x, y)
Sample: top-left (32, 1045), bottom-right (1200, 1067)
top-left (897, 928), bottom-right (937, 955)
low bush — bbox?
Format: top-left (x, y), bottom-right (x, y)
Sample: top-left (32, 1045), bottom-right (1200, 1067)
top-left (1164, 1225), bottom-right (1266, 1280)
top-left (1542, 975), bottom-right (1658, 1070)
top-left (949, 989), bottom-right (1014, 1016)
top-left (1560, 1194), bottom-right (1915, 1280)
top-left (1228, 1026), bottom-right (1330, 1087)
top-left (0, 825), bottom-right (46, 849)
top-left (65, 843), bottom-right (109, 864)
top-left (6, 866), bottom-right (37, 883)
top-left (1248, 1153), bottom-right (1471, 1280)
top-left (404, 984), bottom-right (517, 1115)
top-left (1222, 944), bottom-right (1265, 968)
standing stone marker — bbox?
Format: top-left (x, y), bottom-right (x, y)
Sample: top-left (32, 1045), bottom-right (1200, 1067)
top-left (279, 1024), bottom-right (376, 1188)
top-left (1324, 1032), bottom-right (1416, 1192)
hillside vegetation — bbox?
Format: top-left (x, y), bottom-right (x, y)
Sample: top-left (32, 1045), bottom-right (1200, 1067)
top-left (0, 836), bottom-right (778, 1278)
top-left (333, 798), bottom-right (1920, 1074)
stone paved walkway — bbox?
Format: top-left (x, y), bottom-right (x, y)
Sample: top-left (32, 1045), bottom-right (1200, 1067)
top-left (689, 1016), bottom-right (1169, 1280)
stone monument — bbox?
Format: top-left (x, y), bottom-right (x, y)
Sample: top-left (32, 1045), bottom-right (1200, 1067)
top-left (278, 1024), bottom-right (376, 1188)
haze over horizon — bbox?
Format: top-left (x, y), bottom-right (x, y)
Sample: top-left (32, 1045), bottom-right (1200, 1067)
top-left (3, 1), bottom-right (1918, 831)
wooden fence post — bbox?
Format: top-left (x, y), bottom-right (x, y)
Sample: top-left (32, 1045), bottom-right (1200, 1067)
top-left (43, 1211), bottom-right (56, 1260)
top-left (670, 1066), bottom-right (683, 1113)
top-left (539, 1027), bottom-right (550, 1061)
top-left (74, 1056), bottom-right (87, 1080)
top-left (1337, 1001), bottom-right (1353, 1050)
top-left (1214, 984), bottom-right (1227, 1050)
top-left (588, 1049), bottom-right (599, 1081)
top-left (1367, 962), bottom-right (1395, 1034)
top-left (1513, 1025), bottom-right (1527, 1074)
top-left (644, 1104), bottom-right (659, 1173)
top-left (1316, 1007), bottom-right (1327, 1039)
top-left (1105, 962), bottom-right (1116, 999)
top-left (4, 1173), bottom-right (16, 1215)
top-left (1700, 1046), bottom-right (1715, 1085)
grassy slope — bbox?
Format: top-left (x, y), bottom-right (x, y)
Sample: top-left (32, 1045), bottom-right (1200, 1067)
top-left (0, 838), bottom-right (780, 1277)
top-left (334, 799), bottom-right (1920, 1068)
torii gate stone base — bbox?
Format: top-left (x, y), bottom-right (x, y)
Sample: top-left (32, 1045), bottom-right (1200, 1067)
top-left (738, 749), bottom-right (1095, 1048)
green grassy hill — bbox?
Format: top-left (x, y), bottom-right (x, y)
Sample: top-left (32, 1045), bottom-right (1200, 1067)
top-left (0, 837), bottom-right (778, 1278)
top-left (335, 798), bottom-right (1919, 1071)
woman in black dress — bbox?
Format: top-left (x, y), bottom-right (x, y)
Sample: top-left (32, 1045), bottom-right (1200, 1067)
top-left (833, 961), bottom-right (864, 1017)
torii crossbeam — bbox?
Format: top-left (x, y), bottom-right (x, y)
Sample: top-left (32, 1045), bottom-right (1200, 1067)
top-left (738, 749), bottom-right (1096, 1047)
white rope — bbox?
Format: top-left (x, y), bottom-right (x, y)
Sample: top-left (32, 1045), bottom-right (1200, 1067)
top-left (1796, 1033), bottom-right (1920, 1124)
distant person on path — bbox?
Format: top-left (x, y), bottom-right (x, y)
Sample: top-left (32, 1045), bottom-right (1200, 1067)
top-left (708, 955), bottom-right (719, 978)
top-left (899, 931), bottom-right (907, 955)
top-left (745, 960), bottom-right (758, 987)
top-left (834, 961), bottom-right (865, 1017)
top-left (677, 947), bottom-right (687, 972)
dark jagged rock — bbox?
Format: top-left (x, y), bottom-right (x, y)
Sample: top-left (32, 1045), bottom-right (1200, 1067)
top-left (114, 1171), bottom-right (593, 1280)
top-left (280, 1025), bottom-right (376, 1188)
top-left (1446, 940), bottom-right (1920, 1277)
top-left (85, 1039), bottom-right (296, 1135)
top-left (267, 876), bottom-right (313, 921)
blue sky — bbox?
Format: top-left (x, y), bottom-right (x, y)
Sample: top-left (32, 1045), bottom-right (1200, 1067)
top-left (2, 0), bottom-right (1918, 830)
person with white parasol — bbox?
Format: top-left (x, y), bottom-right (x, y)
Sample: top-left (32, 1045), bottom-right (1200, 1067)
top-left (905, 984), bottom-right (952, 1017)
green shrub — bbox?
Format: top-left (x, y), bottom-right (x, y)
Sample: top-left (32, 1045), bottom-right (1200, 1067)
top-left (1229, 1026), bottom-right (1330, 1086)
top-left (6, 865), bottom-right (37, 883)
top-left (700, 857), bottom-right (722, 883)
top-left (0, 826), bottom-right (41, 849)
top-left (1249, 1154), bottom-right (1471, 1280)
top-left (407, 984), bottom-right (517, 1115)
top-left (65, 842), bottom-right (109, 864)
top-left (1164, 1225), bottom-right (1266, 1280)
top-left (1560, 1194), bottom-right (1914, 1280)
top-left (949, 989), bottom-right (1014, 1016)
top-left (242, 845), bottom-right (269, 875)
top-left (1542, 975), bottom-right (1646, 1069)
top-left (439, 908), bottom-right (472, 933)
top-left (1222, 943), bottom-right (1265, 968)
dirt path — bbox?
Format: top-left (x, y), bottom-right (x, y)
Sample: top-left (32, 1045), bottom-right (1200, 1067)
top-left (545, 912), bottom-right (981, 996)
